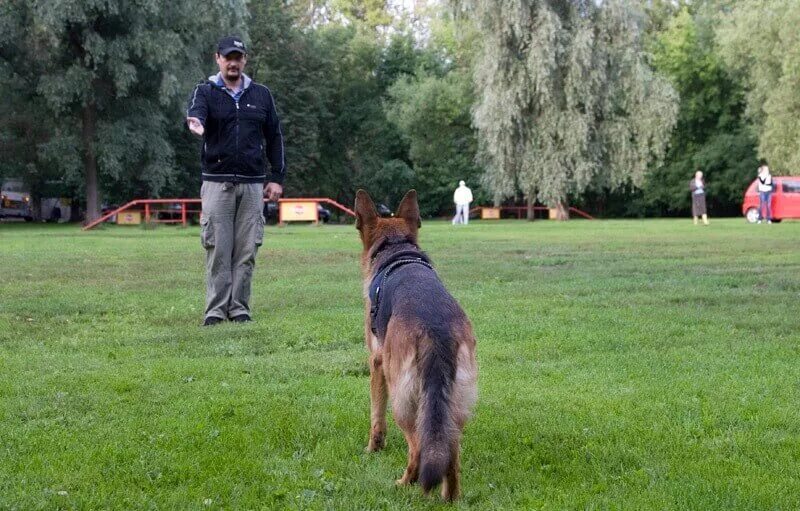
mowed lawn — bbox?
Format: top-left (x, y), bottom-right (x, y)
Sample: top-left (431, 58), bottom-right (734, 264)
top-left (1, 218), bottom-right (799, 510)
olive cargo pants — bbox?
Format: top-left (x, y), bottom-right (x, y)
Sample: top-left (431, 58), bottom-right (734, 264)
top-left (200, 181), bottom-right (265, 321)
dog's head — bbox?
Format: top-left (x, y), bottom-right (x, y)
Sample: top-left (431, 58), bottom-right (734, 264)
top-left (354, 189), bottom-right (421, 254)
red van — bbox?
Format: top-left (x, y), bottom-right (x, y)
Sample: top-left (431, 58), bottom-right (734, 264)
top-left (742, 176), bottom-right (800, 223)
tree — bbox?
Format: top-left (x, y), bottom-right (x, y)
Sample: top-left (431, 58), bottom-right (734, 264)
top-left (645, 7), bottom-right (756, 216)
top-left (367, 159), bottom-right (416, 208)
top-left (308, 24), bottom-right (411, 208)
top-left (386, 70), bottom-right (481, 216)
top-left (453, 0), bottom-right (678, 219)
top-left (246, 0), bottom-right (331, 198)
top-left (384, 10), bottom-right (484, 216)
top-left (331, 0), bottom-right (393, 30)
top-left (6, 0), bottom-right (247, 222)
top-left (716, 0), bottom-right (800, 172)
top-left (0, 0), bottom-right (88, 219)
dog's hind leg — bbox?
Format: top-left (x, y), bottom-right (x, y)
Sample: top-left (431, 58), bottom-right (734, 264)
top-left (366, 348), bottom-right (388, 452)
top-left (395, 428), bottom-right (420, 486)
top-left (391, 347), bottom-right (421, 486)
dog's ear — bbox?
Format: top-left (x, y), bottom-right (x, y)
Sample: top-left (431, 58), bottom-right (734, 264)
top-left (396, 189), bottom-right (421, 231)
top-left (354, 189), bottom-right (379, 232)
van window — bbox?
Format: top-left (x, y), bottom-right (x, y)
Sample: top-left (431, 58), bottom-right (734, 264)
top-left (782, 180), bottom-right (800, 193)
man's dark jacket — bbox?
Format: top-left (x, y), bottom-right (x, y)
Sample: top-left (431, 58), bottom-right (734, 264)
top-left (187, 74), bottom-right (285, 184)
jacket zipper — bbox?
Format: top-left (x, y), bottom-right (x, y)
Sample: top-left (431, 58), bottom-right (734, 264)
top-left (216, 82), bottom-right (251, 182)
top-left (237, 88), bottom-right (252, 182)
top-left (235, 98), bottom-right (239, 180)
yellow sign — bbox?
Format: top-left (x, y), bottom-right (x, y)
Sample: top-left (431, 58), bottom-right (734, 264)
top-left (481, 207), bottom-right (500, 219)
top-left (117, 211), bottom-right (142, 225)
top-left (279, 201), bottom-right (318, 223)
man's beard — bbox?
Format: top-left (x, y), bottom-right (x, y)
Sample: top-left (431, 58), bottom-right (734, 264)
top-left (224, 67), bottom-right (240, 81)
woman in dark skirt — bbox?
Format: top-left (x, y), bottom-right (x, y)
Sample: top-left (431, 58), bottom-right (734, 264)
top-left (689, 170), bottom-right (709, 225)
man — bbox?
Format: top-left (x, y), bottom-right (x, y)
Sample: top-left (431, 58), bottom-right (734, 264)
top-left (186, 36), bottom-right (285, 326)
top-left (452, 180), bottom-right (473, 225)
top-left (757, 164), bottom-right (773, 224)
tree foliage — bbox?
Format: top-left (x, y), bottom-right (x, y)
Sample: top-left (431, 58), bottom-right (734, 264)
top-left (643, 7), bottom-right (757, 216)
top-left (246, 0), bottom-right (331, 198)
top-left (386, 70), bottom-right (480, 216)
top-left (454, 0), bottom-right (678, 212)
top-left (2, 0), bottom-right (791, 220)
top-left (716, 0), bottom-right (800, 172)
top-left (0, 0), bottom-right (66, 216)
top-left (2, 0), bottom-right (247, 220)
top-left (331, 0), bottom-right (392, 29)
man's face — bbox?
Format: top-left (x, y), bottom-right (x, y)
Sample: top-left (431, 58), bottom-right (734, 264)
top-left (216, 51), bottom-right (246, 82)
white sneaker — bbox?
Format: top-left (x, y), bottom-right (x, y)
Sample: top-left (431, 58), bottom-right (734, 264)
top-left (757, 220), bottom-right (762, 224)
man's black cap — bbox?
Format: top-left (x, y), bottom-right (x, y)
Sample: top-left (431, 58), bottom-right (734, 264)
top-left (218, 36), bottom-right (247, 56)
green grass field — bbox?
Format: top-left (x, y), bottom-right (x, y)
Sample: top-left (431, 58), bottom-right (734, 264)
top-left (1, 219), bottom-right (799, 510)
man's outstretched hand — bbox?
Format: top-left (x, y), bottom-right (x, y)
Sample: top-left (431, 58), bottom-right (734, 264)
top-left (264, 182), bottom-right (283, 202)
top-left (187, 117), bottom-right (204, 136)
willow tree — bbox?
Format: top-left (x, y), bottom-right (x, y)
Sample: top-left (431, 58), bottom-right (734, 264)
top-left (454, 0), bottom-right (677, 218)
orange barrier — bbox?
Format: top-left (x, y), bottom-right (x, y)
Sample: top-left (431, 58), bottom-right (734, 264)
top-left (81, 197), bottom-right (355, 231)
top-left (82, 198), bottom-right (592, 230)
top-left (468, 205), bottom-right (594, 220)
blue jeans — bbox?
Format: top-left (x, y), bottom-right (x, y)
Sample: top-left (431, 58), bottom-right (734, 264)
top-left (759, 191), bottom-right (772, 221)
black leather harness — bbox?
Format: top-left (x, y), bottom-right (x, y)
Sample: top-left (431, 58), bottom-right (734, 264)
top-left (368, 239), bottom-right (435, 336)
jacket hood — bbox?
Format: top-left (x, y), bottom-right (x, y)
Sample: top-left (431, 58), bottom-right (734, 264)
top-left (208, 72), bottom-right (252, 89)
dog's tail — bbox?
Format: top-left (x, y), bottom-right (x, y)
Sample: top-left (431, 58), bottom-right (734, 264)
top-left (417, 328), bottom-right (458, 493)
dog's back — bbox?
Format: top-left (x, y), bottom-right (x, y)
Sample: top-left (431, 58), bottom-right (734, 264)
top-left (355, 189), bottom-right (477, 501)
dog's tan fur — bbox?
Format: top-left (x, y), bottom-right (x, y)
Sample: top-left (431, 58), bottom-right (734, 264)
top-left (355, 189), bottom-right (477, 501)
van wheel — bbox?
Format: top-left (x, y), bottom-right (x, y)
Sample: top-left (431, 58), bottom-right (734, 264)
top-left (745, 208), bottom-right (759, 223)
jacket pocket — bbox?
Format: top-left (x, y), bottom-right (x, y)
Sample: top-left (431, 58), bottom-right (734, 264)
top-left (200, 215), bottom-right (215, 249)
top-left (203, 137), bottom-right (220, 164)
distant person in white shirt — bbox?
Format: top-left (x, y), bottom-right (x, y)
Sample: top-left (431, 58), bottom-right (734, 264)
top-left (757, 164), bottom-right (774, 224)
top-left (452, 180), bottom-right (473, 225)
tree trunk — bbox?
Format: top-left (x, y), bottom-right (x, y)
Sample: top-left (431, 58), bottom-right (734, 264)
top-left (82, 101), bottom-right (99, 224)
top-left (555, 201), bottom-right (569, 221)
top-left (525, 188), bottom-right (536, 220)
top-left (23, 122), bottom-right (41, 221)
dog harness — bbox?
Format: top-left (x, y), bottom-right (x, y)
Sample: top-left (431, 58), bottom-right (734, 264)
top-left (368, 241), bottom-right (435, 337)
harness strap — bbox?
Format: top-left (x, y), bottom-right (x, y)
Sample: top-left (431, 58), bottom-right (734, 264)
top-left (369, 258), bottom-right (434, 336)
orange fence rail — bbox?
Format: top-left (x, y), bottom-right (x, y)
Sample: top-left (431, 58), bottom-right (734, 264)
top-left (82, 198), bottom-right (592, 231)
top-left (468, 205), bottom-right (595, 220)
top-left (568, 207), bottom-right (595, 220)
top-left (81, 197), bottom-right (355, 231)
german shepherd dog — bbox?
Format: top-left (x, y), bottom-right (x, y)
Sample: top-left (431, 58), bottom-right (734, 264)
top-left (355, 189), bottom-right (478, 501)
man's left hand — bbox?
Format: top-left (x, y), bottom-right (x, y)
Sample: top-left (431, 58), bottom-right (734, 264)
top-left (264, 182), bottom-right (283, 202)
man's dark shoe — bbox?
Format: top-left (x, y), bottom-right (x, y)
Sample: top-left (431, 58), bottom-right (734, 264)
top-left (230, 314), bottom-right (252, 323)
top-left (203, 317), bottom-right (224, 327)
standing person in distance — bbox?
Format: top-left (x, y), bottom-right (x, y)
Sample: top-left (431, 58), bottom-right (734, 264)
top-left (452, 180), bottom-right (473, 225)
top-left (186, 35), bottom-right (286, 326)
top-left (689, 170), bottom-right (709, 226)
top-left (757, 164), bottom-right (774, 224)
